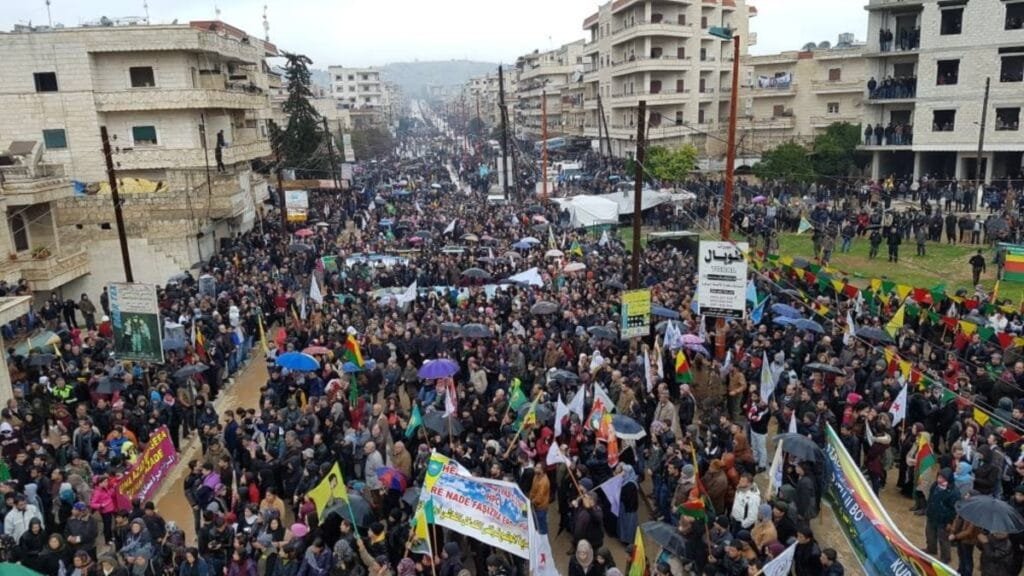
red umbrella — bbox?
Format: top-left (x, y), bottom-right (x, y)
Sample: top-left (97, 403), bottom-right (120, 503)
top-left (303, 345), bottom-right (330, 356)
top-left (376, 467), bottom-right (409, 492)
top-left (294, 228), bottom-right (314, 238)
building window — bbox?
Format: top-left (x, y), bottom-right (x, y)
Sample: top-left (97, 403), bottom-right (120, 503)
top-left (932, 109), bottom-right (956, 131)
top-left (936, 59), bottom-right (960, 85)
top-left (42, 129), bottom-right (67, 149)
top-left (1001, 55), bottom-right (1024, 82)
top-left (33, 72), bottom-right (58, 92)
top-left (701, 16), bottom-right (708, 29)
top-left (828, 68), bottom-right (842, 81)
top-left (996, 107), bottom-right (1021, 130)
top-left (940, 8), bottom-right (963, 35)
top-left (1006, 2), bottom-right (1024, 30)
top-left (348, 75), bottom-right (354, 81)
top-left (129, 66), bottom-right (156, 88)
top-left (132, 125), bottom-right (158, 146)
top-left (827, 102), bottom-right (840, 114)
top-left (772, 104), bottom-right (785, 117)
top-left (10, 214), bottom-right (29, 252)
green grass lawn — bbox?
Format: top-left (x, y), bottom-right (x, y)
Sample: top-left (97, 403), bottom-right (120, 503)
top-left (619, 225), bottom-right (1020, 299)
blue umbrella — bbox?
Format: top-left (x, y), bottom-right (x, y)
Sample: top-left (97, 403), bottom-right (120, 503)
top-left (418, 358), bottom-right (460, 380)
top-left (772, 316), bottom-right (794, 326)
top-left (276, 352), bottom-right (320, 372)
top-left (651, 305), bottom-right (680, 319)
top-left (511, 241), bottom-right (533, 250)
top-left (770, 303), bottom-right (802, 318)
top-left (611, 414), bottom-right (646, 440)
top-left (792, 318), bottom-right (824, 334)
top-left (343, 359), bottom-right (377, 373)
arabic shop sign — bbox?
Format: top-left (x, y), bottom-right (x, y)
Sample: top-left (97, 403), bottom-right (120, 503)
top-left (697, 241), bottom-right (749, 319)
top-left (620, 289), bottom-right (652, 338)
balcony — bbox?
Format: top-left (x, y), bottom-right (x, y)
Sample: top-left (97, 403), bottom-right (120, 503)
top-left (95, 88), bottom-right (268, 112)
top-left (0, 164), bottom-right (73, 206)
top-left (810, 80), bottom-right (864, 94)
top-left (738, 116), bottom-right (796, 130)
top-left (866, 0), bottom-right (924, 11)
top-left (611, 56), bottom-right (692, 77)
top-left (747, 82), bottom-right (797, 97)
top-left (810, 115), bottom-right (861, 128)
top-left (611, 21), bottom-right (695, 45)
top-left (17, 248), bottom-right (90, 292)
top-left (114, 139), bottom-right (272, 171)
top-left (608, 89), bottom-right (691, 107)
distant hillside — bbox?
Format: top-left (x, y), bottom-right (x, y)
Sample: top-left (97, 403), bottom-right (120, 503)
top-left (381, 60), bottom-right (500, 96)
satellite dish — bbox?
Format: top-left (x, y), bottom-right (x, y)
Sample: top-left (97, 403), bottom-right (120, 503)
top-left (817, 41), bottom-right (832, 49)
top-left (801, 42), bottom-right (817, 51)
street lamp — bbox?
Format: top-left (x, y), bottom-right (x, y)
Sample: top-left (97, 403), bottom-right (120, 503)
top-left (709, 26), bottom-right (740, 362)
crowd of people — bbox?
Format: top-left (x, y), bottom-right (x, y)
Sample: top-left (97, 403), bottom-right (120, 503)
top-left (2, 109), bottom-right (1024, 576)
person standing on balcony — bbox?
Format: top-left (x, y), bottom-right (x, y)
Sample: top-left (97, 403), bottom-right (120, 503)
top-left (78, 294), bottom-right (96, 332)
top-left (215, 130), bottom-right (226, 173)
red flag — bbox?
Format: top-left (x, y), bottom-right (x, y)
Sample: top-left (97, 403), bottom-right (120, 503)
top-left (997, 332), bottom-right (1014, 350)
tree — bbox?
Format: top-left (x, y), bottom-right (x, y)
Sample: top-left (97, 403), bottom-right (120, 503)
top-left (753, 142), bottom-right (816, 184)
top-left (811, 122), bottom-right (870, 178)
top-left (645, 145), bottom-right (699, 187)
top-left (351, 127), bottom-right (395, 161)
top-left (277, 52), bottom-right (326, 171)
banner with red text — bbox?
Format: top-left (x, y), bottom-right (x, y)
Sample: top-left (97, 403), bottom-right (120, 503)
top-left (115, 426), bottom-right (179, 508)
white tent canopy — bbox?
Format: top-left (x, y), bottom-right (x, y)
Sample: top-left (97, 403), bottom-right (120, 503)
top-left (552, 195), bottom-right (619, 228)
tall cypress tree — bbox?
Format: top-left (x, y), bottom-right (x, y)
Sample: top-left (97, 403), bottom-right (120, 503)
top-left (278, 52), bottom-right (325, 172)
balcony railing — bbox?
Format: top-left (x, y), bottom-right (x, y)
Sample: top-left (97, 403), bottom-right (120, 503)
top-left (0, 163), bottom-right (65, 181)
top-left (18, 247), bottom-right (90, 292)
top-left (95, 88), bottom-right (268, 112)
top-left (115, 139), bottom-right (272, 171)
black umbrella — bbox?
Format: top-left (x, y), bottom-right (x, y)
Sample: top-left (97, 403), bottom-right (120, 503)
top-left (174, 364), bottom-right (209, 380)
top-left (27, 353), bottom-right (56, 367)
top-left (803, 362), bottom-right (845, 375)
top-left (461, 268), bottom-right (492, 280)
top-left (641, 521), bottom-right (687, 557)
top-left (772, 433), bottom-right (825, 461)
top-left (413, 230), bottom-right (433, 239)
top-left (587, 326), bottom-right (618, 341)
top-left (423, 411), bottom-right (464, 436)
top-left (548, 369), bottom-right (579, 383)
top-left (461, 323), bottom-right (493, 339)
top-left (525, 204), bottom-right (545, 214)
top-left (324, 492), bottom-right (373, 527)
top-left (956, 496), bottom-right (1024, 534)
top-left (402, 487), bottom-right (421, 508)
top-left (604, 279), bottom-right (627, 290)
top-left (856, 326), bottom-right (894, 343)
top-left (440, 322), bottom-right (462, 334)
top-left (530, 301), bottom-right (559, 315)
top-left (94, 378), bottom-right (126, 395)
top-left (516, 402), bottom-right (554, 424)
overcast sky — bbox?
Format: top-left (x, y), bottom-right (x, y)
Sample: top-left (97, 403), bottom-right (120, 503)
top-left (3, 0), bottom-right (868, 67)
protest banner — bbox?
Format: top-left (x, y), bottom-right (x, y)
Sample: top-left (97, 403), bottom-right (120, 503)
top-left (109, 282), bottom-right (164, 363)
top-left (114, 426), bottom-right (178, 508)
top-left (421, 452), bottom-right (531, 558)
top-left (307, 462), bottom-right (350, 518)
top-left (823, 424), bottom-right (958, 576)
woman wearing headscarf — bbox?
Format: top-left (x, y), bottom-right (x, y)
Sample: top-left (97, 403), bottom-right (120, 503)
top-left (616, 464), bottom-right (639, 546)
top-left (568, 539), bottom-right (602, 576)
top-left (120, 518), bottom-right (154, 565)
top-left (16, 517), bottom-right (47, 570)
top-left (437, 542), bottom-right (463, 576)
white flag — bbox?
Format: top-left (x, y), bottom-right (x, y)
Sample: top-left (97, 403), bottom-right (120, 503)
top-left (644, 348), bottom-right (655, 393)
top-left (760, 352), bottom-right (775, 400)
top-left (596, 474), bottom-right (624, 516)
top-left (889, 380), bottom-right (908, 426)
top-left (309, 275), bottom-right (324, 305)
top-left (529, 517), bottom-right (559, 576)
top-left (599, 229), bottom-right (610, 247)
top-left (567, 386), bottom-right (586, 420)
top-left (720, 349), bottom-right (733, 379)
top-left (415, 201), bottom-right (424, 214)
top-left (546, 442), bottom-right (568, 466)
top-left (554, 396), bottom-right (570, 437)
top-left (788, 409), bottom-right (798, 434)
top-left (444, 219), bottom-right (457, 234)
top-left (444, 380), bottom-right (458, 416)
top-left (594, 382), bottom-right (615, 414)
top-left (768, 441), bottom-right (784, 497)
top-left (761, 543), bottom-right (797, 576)
top-left (396, 280), bottom-right (418, 305)
top-left (843, 310), bottom-right (855, 346)
top-left (654, 341), bottom-right (664, 380)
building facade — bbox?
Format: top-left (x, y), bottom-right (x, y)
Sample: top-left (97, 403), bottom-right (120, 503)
top-left (327, 66), bottom-right (393, 128)
top-left (580, 0), bottom-right (755, 158)
top-left (0, 19), bottom-right (277, 298)
top-left (740, 36), bottom-right (866, 156)
top-left (514, 40), bottom-right (586, 140)
top-left (461, 71), bottom-right (518, 132)
top-left (861, 0), bottom-right (1024, 183)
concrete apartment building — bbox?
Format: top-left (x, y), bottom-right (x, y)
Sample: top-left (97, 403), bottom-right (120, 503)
top-left (0, 19), bottom-right (277, 299)
top-left (269, 71), bottom-right (353, 143)
top-left (861, 0), bottom-right (1024, 183)
top-left (740, 35), bottom-right (866, 156)
top-left (328, 66), bottom-right (393, 129)
top-left (462, 72), bottom-right (518, 131)
top-left (514, 40), bottom-right (586, 140)
top-left (580, 0), bottom-right (756, 158)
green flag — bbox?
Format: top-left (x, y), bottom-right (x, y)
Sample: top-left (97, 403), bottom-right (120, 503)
top-left (508, 378), bottom-right (528, 411)
top-left (797, 217), bottom-right (813, 234)
top-left (349, 374), bottom-right (359, 404)
top-left (405, 404), bottom-right (423, 438)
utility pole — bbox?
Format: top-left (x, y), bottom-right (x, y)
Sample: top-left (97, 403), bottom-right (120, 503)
top-left (100, 126), bottom-right (134, 282)
top-left (323, 117), bottom-right (340, 190)
top-left (275, 149), bottom-right (287, 232)
top-left (630, 100), bottom-right (646, 290)
top-left (975, 77), bottom-right (990, 195)
top-left (597, 92), bottom-right (613, 163)
top-left (199, 114), bottom-right (214, 226)
top-left (596, 92), bottom-right (605, 162)
top-left (542, 90), bottom-right (550, 201)
top-left (716, 31), bottom-right (741, 360)
top-left (498, 65), bottom-right (511, 201)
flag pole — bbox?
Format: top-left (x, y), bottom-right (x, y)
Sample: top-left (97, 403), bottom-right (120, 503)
top-left (502, 392), bottom-right (543, 459)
